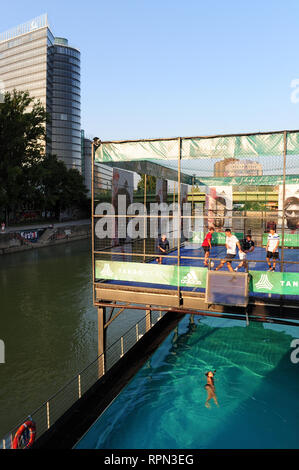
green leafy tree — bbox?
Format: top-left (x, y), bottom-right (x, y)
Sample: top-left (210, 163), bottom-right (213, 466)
top-left (0, 90), bottom-right (89, 222)
top-left (137, 174), bottom-right (156, 194)
top-left (37, 154), bottom-right (89, 220)
top-left (0, 90), bottom-right (48, 222)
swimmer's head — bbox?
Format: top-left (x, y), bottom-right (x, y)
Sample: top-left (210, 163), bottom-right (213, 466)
top-left (205, 371), bottom-right (215, 378)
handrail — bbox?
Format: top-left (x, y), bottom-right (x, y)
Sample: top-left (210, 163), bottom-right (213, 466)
top-left (0, 309), bottom-right (166, 448)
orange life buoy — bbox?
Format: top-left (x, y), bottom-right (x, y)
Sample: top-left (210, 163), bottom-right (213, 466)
top-left (12, 420), bottom-right (36, 449)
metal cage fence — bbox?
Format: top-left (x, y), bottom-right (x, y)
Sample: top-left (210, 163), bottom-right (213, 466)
top-left (91, 130), bottom-right (299, 300)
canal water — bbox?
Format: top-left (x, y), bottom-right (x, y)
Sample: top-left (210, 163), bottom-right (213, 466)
top-left (0, 240), bottom-right (145, 437)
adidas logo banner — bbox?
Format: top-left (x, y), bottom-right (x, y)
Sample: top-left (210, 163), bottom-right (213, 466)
top-left (250, 271), bottom-right (299, 295)
top-left (96, 260), bottom-right (207, 288)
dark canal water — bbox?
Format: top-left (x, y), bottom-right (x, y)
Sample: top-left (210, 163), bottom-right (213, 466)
top-left (0, 239), bottom-right (144, 437)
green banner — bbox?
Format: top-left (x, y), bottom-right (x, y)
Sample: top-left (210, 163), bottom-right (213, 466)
top-left (191, 231), bottom-right (244, 244)
top-left (97, 133), bottom-right (292, 163)
top-left (96, 260), bottom-right (206, 288)
top-left (96, 260), bottom-right (299, 296)
top-left (184, 134), bottom-right (284, 159)
top-left (262, 233), bottom-right (299, 247)
top-left (250, 270), bottom-right (299, 295)
top-left (195, 175), bottom-right (299, 187)
top-left (191, 232), bottom-right (204, 244)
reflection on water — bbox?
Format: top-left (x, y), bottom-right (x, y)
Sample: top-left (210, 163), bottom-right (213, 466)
top-left (0, 240), bottom-right (145, 437)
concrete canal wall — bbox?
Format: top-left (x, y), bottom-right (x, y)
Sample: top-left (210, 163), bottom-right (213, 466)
top-left (0, 221), bottom-right (91, 255)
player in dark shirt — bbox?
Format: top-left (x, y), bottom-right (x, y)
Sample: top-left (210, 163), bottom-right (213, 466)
top-left (156, 235), bottom-right (170, 264)
top-left (234, 234), bottom-right (255, 271)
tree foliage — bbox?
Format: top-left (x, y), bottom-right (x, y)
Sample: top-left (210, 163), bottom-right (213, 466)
top-left (0, 90), bottom-right (47, 220)
top-left (0, 90), bottom-right (89, 222)
top-left (137, 174), bottom-right (156, 194)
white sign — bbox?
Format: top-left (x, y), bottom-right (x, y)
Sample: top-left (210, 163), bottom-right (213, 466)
top-left (205, 185), bottom-right (232, 230)
top-left (278, 184), bottom-right (299, 231)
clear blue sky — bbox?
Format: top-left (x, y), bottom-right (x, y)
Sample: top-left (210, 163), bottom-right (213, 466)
top-left (2, 0), bottom-right (299, 141)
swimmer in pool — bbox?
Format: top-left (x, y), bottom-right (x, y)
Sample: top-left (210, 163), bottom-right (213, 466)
top-left (204, 370), bottom-right (219, 408)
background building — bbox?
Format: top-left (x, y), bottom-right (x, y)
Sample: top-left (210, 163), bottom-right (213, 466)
top-left (214, 158), bottom-right (263, 177)
top-left (81, 132), bottom-right (112, 196)
top-left (0, 14), bottom-right (82, 171)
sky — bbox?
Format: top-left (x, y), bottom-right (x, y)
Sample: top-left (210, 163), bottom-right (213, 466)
top-left (2, 0), bottom-right (299, 141)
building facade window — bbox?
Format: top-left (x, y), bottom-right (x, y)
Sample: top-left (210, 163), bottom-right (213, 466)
top-left (0, 14), bottom-right (82, 171)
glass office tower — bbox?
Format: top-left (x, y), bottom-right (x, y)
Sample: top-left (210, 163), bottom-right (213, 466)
top-left (0, 14), bottom-right (81, 171)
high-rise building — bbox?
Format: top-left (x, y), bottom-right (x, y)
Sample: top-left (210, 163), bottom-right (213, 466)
top-left (0, 14), bottom-right (81, 171)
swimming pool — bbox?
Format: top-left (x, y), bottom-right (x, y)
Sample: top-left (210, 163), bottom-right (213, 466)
top-left (75, 314), bottom-right (299, 449)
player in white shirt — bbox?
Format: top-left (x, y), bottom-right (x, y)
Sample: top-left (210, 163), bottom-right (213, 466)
top-left (215, 229), bottom-right (241, 272)
top-left (266, 228), bottom-right (280, 271)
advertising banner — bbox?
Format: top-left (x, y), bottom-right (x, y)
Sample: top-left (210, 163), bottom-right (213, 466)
top-left (250, 271), bottom-right (299, 296)
top-left (191, 231), bottom-right (244, 245)
top-left (195, 175), bottom-right (299, 187)
top-left (278, 184), bottom-right (299, 232)
top-left (96, 260), bottom-right (299, 296)
top-left (205, 186), bottom-right (233, 230)
top-left (96, 260), bottom-right (207, 288)
top-left (97, 133), bottom-right (286, 163)
top-left (262, 232), bottom-right (299, 247)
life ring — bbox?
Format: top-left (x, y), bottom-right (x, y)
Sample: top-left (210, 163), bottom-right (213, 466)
top-left (12, 420), bottom-right (36, 449)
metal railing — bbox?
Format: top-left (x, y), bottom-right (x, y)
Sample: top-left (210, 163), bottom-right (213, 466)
top-left (0, 309), bottom-right (165, 449)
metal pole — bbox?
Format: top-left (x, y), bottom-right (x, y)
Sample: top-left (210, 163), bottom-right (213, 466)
top-left (146, 306), bottom-right (151, 332)
top-left (173, 183), bottom-right (175, 247)
top-left (192, 175), bottom-right (195, 232)
top-left (120, 336), bottom-right (124, 358)
top-left (91, 142), bottom-right (96, 305)
top-left (46, 401), bottom-right (50, 429)
top-left (78, 375), bottom-right (82, 399)
top-left (143, 174), bottom-right (147, 263)
top-left (97, 306), bottom-right (105, 378)
top-left (281, 131), bottom-right (287, 272)
top-left (177, 137), bottom-right (182, 304)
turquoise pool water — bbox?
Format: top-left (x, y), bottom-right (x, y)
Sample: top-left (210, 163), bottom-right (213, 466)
top-left (75, 315), bottom-right (299, 449)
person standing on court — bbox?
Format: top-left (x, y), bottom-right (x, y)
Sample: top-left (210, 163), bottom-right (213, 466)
top-left (214, 229), bottom-right (241, 272)
top-left (202, 227), bottom-right (215, 267)
top-left (234, 234), bottom-right (255, 271)
top-left (266, 227), bottom-right (280, 271)
top-left (156, 234), bottom-right (170, 265)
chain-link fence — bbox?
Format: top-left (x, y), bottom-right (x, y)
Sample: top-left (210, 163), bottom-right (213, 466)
top-left (0, 309), bottom-right (165, 449)
top-left (92, 131), bottom-right (299, 301)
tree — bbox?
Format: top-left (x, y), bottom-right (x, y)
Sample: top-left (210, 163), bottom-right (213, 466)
top-left (0, 90), bottom-right (48, 223)
top-left (0, 90), bottom-right (89, 222)
top-left (137, 174), bottom-right (156, 194)
top-left (37, 154), bottom-right (89, 220)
